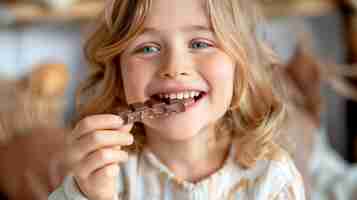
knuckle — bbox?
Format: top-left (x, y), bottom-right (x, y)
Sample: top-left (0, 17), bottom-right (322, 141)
top-left (74, 170), bottom-right (86, 182)
top-left (64, 152), bottom-right (76, 167)
top-left (89, 132), bottom-right (102, 143)
top-left (102, 168), bottom-right (113, 178)
top-left (103, 165), bottom-right (117, 177)
top-left (67, 128), bottom-right (81, 145)
top-left (97, 149), bottom-right (112, 162)
top-left (79, 118), bottom-right (92, 131)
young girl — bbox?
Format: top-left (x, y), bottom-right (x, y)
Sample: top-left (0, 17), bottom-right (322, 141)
top-left (49, 0), bottom-right (305, 199)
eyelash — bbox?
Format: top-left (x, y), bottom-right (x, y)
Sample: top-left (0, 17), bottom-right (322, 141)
top-left (137, 46), bottom-right (160, 54)
top-left (134, 40), bottom-right (213, 55)
top-left (190, 40), bottom-right (213, 49)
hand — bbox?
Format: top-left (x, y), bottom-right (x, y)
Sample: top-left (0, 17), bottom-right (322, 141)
top-left (65, 115), bottom-right (133, 200)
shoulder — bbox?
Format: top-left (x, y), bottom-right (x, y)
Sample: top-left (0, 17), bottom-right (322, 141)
top-left (263, 147), bottom-right (302, 181)
top-left (233, 147), bottom-right (305, 199)
top-left (238, 146), bottom-right (303, 183)
top-left (263, 150), bottom-right (306, 199)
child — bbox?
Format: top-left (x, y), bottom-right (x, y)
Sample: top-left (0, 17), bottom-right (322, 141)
top-left (49, 0), bottom-right (305, 199)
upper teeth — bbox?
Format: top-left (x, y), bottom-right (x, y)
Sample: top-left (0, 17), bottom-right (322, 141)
top-left (158, 91), bottom-right (201, 100)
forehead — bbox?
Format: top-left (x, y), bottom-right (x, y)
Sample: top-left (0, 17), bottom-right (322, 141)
top-left (144, 0), bottom-right (210, 30)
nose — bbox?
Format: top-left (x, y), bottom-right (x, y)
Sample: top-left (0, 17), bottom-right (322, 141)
top-left (159, 71), bottom-right (189, 79)
top-left (158, 48), bottom-right (192, 80)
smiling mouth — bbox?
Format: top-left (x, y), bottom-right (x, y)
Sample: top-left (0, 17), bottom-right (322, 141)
top-left (151, 91), bottom-right (206, 105)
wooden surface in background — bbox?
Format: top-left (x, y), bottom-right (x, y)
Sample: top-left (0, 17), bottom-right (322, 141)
top-left (0, 1), bottom-right (103, 24)
top-left (0, 0), bottom-right (340, 25)
top-left (263, 0), bottom-right (339, 18)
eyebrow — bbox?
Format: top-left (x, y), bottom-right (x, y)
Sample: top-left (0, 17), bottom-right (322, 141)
top-left (141, 25), bottom-right (213, 34)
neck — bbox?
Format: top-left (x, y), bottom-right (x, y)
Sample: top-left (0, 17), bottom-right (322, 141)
top-left (145, 125), bottom-right (232, 182)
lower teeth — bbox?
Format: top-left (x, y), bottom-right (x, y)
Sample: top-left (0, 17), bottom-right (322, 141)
top-left (161, 98), bottom-right (195, 104)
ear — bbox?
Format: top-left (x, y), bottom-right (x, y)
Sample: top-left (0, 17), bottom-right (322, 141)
top-left (28, 63), bottom-right (70, 97)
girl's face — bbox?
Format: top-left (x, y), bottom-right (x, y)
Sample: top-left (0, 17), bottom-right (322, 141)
top-left (120, 0), bottom-right (235, 141)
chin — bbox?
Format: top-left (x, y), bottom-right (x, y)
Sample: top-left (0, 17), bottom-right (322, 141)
top-left (144, 117), bottom-right (208, 141)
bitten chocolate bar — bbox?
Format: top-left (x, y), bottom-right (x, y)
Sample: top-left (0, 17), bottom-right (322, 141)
top-left (117, 99), bottom-right (194, 125)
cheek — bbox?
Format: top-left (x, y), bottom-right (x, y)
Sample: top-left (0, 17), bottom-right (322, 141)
top-left (199, 53), bottom-right (235, 111)
top-left (121, 59), bottom-right (152, 103)
top-left (201, 54), bottom-right (235, 91)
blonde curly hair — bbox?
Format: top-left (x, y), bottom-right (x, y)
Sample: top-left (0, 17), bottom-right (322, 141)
top-left (77, 0), bottom-right (286, 168)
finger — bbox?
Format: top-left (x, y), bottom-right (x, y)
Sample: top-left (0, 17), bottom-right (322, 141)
top-left (87, 164), bottom-right (119, 199)
top-left (74, 130), bottom-right (133, 158)
top-left (89, 163), bottom-right (120, 189)
top-left (72, 115), bottom-right (124, 140)
top-left (65, 130), bottom-right (133, 172)
top-left (91, 163), bottom-right (119, 183)
top-left (75, 148), bottom-right (128, 179)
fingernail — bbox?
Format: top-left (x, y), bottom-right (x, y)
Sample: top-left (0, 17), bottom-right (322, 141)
top-left (116, 116), bottom-right (124, 125)
top-left (128, 134), bottom-right (134, 144)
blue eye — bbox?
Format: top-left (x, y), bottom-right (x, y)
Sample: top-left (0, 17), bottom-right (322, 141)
top-left (191, 41), bottom-right (210, 49)
top-left (140, 46), bottom-right (160, 54)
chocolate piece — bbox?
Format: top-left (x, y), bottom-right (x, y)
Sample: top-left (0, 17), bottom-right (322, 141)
top-left (117, 98), bottom-right (194, 125)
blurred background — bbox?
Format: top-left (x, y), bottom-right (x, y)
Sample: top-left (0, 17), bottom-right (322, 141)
top-left (0, 0), bottom-right (356, 199)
